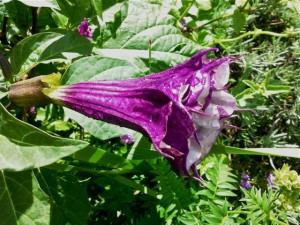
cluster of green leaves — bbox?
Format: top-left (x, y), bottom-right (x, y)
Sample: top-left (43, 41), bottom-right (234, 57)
top-left (0, 0), bottom-right (299, 224)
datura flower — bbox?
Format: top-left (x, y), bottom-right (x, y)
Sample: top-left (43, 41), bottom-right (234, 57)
top-left (10, 48), bottom-right (239, 183)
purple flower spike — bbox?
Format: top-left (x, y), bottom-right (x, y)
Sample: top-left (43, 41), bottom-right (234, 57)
top-left (267, 173), bottom-right (275, 186)
top-left (78, 18), bottom-right (92, 40)
top-left (48, 48), bottom-right (240, 183)
top-left (240, 180), bottom-right (251, 189)
top-left (240, 172), bottom-right (251, 189)
top-left (241, 172), bottom-right (250, 180)
top-left (120, 134), bottom-right (135, 144)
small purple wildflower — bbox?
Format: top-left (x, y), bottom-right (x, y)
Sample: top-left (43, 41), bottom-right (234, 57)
top-left (47, 48), bottom-right (241, 183)
top-left (27, 106), bottom-right (37, 117)
top-left (240, 172), bottom-right (251, 189)
top-left (78, 18), bottom-right (92, 40)
top-left (240, 180), bottom-right (251, 189)
top-left (120, 134), bottom-right (135, 145)
top-left (267, 173), bottom-right (275, 186)
top-left (241, 172), bottom-right (250, 180)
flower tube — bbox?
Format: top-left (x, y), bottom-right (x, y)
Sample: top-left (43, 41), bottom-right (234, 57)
top-left (45, 48), bottom-right (239, 183)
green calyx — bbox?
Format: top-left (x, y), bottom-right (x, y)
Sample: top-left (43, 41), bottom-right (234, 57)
top-left (8, 73), bottom-right (61, 107)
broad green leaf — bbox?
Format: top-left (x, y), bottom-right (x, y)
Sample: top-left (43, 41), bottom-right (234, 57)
top-left (96, 48), bottom-right (191, 74)
top-left (61, 55), bottom-right (142, 84)
top-left (3, 0), bottom-right (60, 9)
top-left (0, 103), bottom-right (88, 171)
top-left (10, 32), bottom-right (63, 75)
top-left (10, 31), bottom-right (93, 77)
top-left (3, 0), bottom-right (32, 30)
top-left (55, 0), bottom-right (92, 27)
top-left (36, 169), bottom-right (90, 225)
top-left (0, 170), bottom-right (50, 225)
top-left (103, 1), bottom-right (198, 54)
top-left (64, 107), bottom-right (134, 140)
top-left (39, 31), bottom-right (93, 62)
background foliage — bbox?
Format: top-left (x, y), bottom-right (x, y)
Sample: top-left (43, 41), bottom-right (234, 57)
top-left (0, 0), bottom-right (299, 224)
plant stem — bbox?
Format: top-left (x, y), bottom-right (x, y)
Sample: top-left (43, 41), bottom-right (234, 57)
top-left (218, 30), bottom-right (300, 43)
top-left (192, 13), bottom-right (232, 31)
top-left (178, 0), bottom-right (194, 23)
top-left (31, 7), bottom-right (38, 34)
top-left (227, 210), bottom-right (250, 214)
top-left (0, 17), bottom-right (9, 45)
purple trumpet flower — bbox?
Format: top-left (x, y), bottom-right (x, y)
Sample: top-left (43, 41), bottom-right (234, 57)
top-left (48, 48), bottom-right (239, 183)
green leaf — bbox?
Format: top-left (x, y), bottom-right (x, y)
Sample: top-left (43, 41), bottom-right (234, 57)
top-left (200, 155), bottom-right (237, 202)
top-left (12, 0), bottom-right (59, 9)
top-left (61, 55), bottom-right (142, 84)
top-left (233, 8), bottom-right (246, 33)
top-left (91, 0), bottom-right (102, 17)
top-left (96, 48), bottom-right (191, 74)
top-left (103, 1), bottom-right (198, 54)
top-left (153, 159), bottom-right (192, 209)
top-left (101, 0), bottom-right (200, 72)
top-left (64, 107), bottom-right (133, 140)
top-left (264, 85), bottom-right (291, 96)
top-left (108, 175), bottom-right (158, 198)
top-left (243, 80), bottom-right (260, 91)
top-left (208, 201), bottom-right (225, 218)
top-left (39, 31), bottom-right (93, 62)
top-left (10, 32), bottom-right (63, 75)
top-left (0, 170), bottom-right (50, 225)
top-left (211, 145), bottom-right (300, 159)
top-left (196, 0), bottom-right (212, 10)
top-left (10, 31), bottom-right (93, 77)
top-left (232, 66), bottom-right (252, 96)
top-left (3, 0), bottom-right (32, 30)
top-left (240, 187), bottom-right (277, 224)
top-left (0, 103), bottom-right (88, 171)
top-left (73, 146), bottom-right (134, 170)
top-left (127, 133), bottom-right (160, 160)
top-left (36, 169), bottom-right (90, 225)
top-left (55, 0), bottom-right (92, 27)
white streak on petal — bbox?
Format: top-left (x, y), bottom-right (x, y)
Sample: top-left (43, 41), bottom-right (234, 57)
top-left (214, 62), bottom-right (229, 89)
top-left (197, 73), bottom-right (210, 105)
top-left (186, 136), bottom-right (202, 170)
top-left (210, 91), bottom-right (236, 115)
